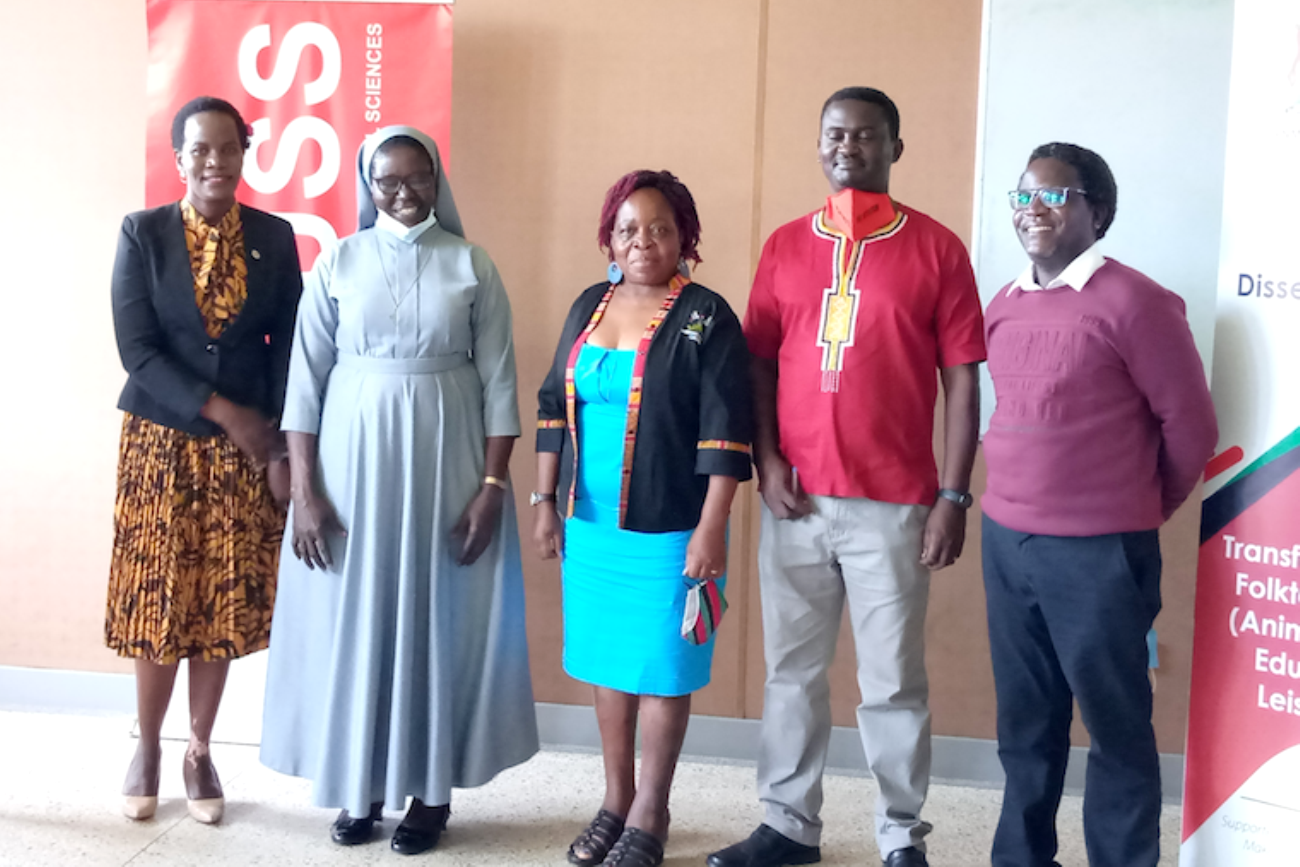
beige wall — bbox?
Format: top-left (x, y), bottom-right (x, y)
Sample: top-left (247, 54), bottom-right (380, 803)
top-left (0, 0), bottom-right (1204, 753)
top-left (0, 0), bottom-right (147, 673)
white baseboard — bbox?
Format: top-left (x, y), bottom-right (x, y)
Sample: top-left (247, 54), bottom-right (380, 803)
top-left (0, 664), bottom-right (1183, 801)
top-left (0, 657), bottom-right (268, 745)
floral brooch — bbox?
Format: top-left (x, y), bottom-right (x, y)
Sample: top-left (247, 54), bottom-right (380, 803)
top-left (681, 311), bottom-right (714, 344)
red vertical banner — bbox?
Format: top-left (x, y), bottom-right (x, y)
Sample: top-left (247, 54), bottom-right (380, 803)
top-left (145, 0), bottom-right (453, 270)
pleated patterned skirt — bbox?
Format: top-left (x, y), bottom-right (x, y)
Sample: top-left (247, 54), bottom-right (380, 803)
top-left (104, 412), bottom-right (285, 664)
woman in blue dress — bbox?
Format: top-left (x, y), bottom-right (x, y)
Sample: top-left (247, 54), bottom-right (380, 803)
top-left (261, 126), bottom-right (537, 855)
top-left (534, 170), bottom-right (753, 867)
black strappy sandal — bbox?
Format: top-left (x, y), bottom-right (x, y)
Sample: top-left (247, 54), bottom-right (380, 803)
top-left (601, 827), bottom-right (665, 867)
top-left (567, 809), bottom-right (626, 866)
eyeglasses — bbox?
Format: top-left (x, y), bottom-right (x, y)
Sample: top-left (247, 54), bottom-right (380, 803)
top-left (371, 173), bottom-right (437, 195)
top-left (1008, 187), bottom-right (1087, 210)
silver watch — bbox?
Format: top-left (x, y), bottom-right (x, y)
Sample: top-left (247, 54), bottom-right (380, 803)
top-left (937, 488), bottom-right (974, 509)
top-left (529, 491), bottom-right (557, 507)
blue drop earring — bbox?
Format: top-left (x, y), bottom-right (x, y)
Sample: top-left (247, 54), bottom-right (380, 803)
top-left (677, 258), bottom-right (691, 279)
top-left (607, 262), bottom-right (623, 285)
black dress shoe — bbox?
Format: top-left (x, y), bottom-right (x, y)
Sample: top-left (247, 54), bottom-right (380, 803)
top-left (330, 802), bottom-right (383, 846)
top-left (391, 800), bottom-right (450, 856)
top-left (883, 846), bottom-right (929, 867)
top-left (707, 824), bottom-right (821, 867)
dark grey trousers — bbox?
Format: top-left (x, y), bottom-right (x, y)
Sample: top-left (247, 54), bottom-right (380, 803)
top-left (982, 515), bottom-right (1163, 867)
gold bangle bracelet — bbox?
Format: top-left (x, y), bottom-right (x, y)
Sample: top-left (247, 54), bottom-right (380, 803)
top-left (483, 475), bottom-right (507, 490)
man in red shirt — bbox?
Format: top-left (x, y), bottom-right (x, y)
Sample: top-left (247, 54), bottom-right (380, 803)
top-left (708, 88), bottom-right (985, 867)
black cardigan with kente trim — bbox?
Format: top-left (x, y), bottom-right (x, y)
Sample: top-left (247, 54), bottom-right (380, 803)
top-left (537, 280), bottom-right (754, 533)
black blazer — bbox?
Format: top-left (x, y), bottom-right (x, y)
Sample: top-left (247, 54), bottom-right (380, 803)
top-left (537, 281), bottom-right (753, 532)
top-left (111, 203), bottom-right (303, 436)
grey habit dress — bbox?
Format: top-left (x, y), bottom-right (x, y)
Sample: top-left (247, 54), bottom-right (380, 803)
top-left (260, 126), bottom-right (538, 814)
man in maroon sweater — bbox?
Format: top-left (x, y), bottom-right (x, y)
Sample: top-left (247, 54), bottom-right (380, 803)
top-left (982, 143), bottom-right (1218, 867)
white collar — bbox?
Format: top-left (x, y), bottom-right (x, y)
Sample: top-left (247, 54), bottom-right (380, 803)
top-left (1011, 244), bottom-right (1106, 293)
top-left (375, 209), bottom-right (438, 243)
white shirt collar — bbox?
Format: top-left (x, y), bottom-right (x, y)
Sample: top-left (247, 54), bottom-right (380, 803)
top-left (375, 209), bottom-right (438, 243)
top-left (1010, 244), bottom-right (1106, 293)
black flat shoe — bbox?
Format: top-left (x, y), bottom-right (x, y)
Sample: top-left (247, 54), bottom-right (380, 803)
top-left (883, 846), bottom-right (929, 867)
top-left (330, 802), bottom-right (383, 846)
top-left (567, 808), bottom-right (626, 866)
top-left (391, 800), bottom-right (450, 856)
top-left (707, 824), bottom-right (821, 867)
top-left (601, 827), bottom-right (665, 867)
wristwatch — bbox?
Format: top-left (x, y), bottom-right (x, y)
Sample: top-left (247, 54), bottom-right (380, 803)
top-left (936, 488), bottom-right (974, 509)
top-left (529, 491), bottom-right (557, 507)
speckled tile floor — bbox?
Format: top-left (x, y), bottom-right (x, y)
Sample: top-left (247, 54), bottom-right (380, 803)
top-left (0, 711), bottom-right (1180, 866)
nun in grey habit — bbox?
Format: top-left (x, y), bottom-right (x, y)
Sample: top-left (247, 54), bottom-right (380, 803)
top-left (260, 125), bottom-right (538, 853)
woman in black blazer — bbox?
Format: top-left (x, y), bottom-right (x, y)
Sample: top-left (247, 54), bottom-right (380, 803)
top-left (105, 96), bottom-right (301, 824)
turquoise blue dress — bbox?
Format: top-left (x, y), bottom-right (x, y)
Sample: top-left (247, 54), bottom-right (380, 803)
top-left (562, 344), bottom-right (723, 696)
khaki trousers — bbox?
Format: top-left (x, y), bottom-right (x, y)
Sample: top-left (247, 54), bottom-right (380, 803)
top-left (756, 496), bottom-right (933, 857)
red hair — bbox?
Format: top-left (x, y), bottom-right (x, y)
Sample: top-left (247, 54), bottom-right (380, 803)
top-left (597, 170), bottom-right (702, 265)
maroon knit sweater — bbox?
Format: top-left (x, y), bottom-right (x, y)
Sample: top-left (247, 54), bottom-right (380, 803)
top-left (982, 258), bottom-right (1218, 537)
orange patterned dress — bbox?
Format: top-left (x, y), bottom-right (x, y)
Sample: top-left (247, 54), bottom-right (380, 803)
top-left (104, 201), bottom-right (285, 664)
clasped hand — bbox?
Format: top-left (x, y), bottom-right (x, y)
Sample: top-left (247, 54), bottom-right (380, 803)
top-left (221, 403), bottom-right (282, 468)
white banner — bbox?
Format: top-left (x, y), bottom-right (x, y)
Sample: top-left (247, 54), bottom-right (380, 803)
top-left (1181, 2), bottom-right (1300, 863)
